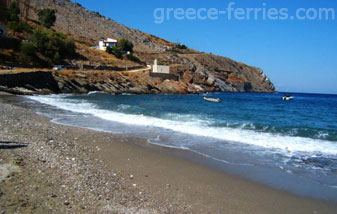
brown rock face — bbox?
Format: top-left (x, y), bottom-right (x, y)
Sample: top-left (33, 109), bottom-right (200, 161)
top-left (4, 0), bottom-right (275, 93)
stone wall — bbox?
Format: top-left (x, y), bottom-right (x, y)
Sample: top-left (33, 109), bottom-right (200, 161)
top-left (149, 72), bottom-right (178, 81)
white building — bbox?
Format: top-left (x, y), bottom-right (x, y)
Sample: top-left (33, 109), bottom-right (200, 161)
top-left (0, 24), bottom-right (5, 37)
top-left (98, 38), bottom-right (118, 51)
top-left (152, 59), bottom-right (170, 74)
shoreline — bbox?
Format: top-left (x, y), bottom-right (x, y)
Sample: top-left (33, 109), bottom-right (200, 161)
top-left (1, 95), bottom-right (337, 213)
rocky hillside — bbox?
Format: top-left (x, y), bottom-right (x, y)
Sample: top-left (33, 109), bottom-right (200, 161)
top-left (2, 0), bottom-right (275, 93)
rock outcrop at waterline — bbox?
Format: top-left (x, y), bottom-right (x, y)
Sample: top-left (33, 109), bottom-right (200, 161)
top-left (0, 70), bottom-right (208, 95)
top-left (0, 67), bottom-right (275, 95)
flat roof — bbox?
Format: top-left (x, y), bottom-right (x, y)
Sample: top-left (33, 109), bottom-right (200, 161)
top-left (100, 38), bottom-right (118, 43)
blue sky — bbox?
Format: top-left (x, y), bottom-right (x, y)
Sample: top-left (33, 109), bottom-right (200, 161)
top-left (73, 0), bottom-right (337, 94)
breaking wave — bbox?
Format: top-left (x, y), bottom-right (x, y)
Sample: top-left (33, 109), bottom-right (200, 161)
top-left (28, 95), bottom-right (337, 156)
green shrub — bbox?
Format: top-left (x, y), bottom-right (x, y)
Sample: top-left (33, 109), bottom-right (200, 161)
top-left (117, 38), bottom-right (134, 53)
top-left (94, 11), bottom-right (102, 17)
top-left (8, 2), bottom-right (20, 22)
top-left (53, 52), bottom-right (61, 64)
top-left (126, 54), bottom-right (141, 63)
top-left (38, 9), bottom-right (56, 28)
top-left (7, 21), bottom-right (31, 33)
top-left (176, 43), bottom-right (187, 49)
top-left (20, 41), bottom-right (35, 55)
top-left (6, 2), bottom-right (31, 34)
top-left (63, 37), bottom-right (76, 58)
top-left (28, 28), bottom-right (75, 63)
top-left (106, 46), bottom-right (123, 59)
top-left (106, 38), bottom-right (136, 61)
top-left (20, 41), bottom-right (36, 62)
top-left (31, 29), bottom-right (49, 54)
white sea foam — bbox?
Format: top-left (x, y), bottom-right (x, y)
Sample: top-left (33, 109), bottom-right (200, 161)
top-left (28, 95), bottom-right (337, 156)
top-left (87, 91), bottom-right (110, 95)
top-left (316, 131), bottom-right (329, 139)
top-left (117, 104), bottom-right (133, 111)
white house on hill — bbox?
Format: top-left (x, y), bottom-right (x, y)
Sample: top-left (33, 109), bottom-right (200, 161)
top-left (152, 59), bottom-right (170, 74)
top-left (98, 38), bottom-right (117, 51)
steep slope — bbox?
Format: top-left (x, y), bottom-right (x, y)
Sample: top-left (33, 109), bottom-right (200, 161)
top-left (5, 0), bottom-right (275, 93)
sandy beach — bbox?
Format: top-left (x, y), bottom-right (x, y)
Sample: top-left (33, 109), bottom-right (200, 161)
top-left (1, 95), bottom-right (337, 214)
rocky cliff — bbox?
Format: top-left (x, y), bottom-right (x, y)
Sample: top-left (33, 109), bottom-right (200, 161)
top-left (1, 0), bottom-right (275, 94)
top-left (0, 70), bottom-right (222, 95)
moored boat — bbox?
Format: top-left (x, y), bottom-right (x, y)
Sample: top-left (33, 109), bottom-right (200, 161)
top-left (282, 95), bottom-right (294, 101)
top-left (203, 97), bottom-right (222, 103)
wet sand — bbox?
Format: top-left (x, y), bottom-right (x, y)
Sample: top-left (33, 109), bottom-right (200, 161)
top-left (0, 95), bottom-right (336, 213)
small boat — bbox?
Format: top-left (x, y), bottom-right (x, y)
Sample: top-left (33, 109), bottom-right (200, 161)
top-left (282, 95), bottom-right (294, 101)
top-left (204, 97), bottom-right (222, 103)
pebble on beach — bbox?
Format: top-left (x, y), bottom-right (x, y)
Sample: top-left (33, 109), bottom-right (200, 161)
top-left (0, 102), bottom-right (190, 214)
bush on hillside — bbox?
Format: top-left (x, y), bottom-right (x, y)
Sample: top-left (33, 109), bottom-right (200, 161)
top-left (157, 60), bottom-right (165, 65)
top-left (117, 38), bottom-right (134, 53)
top-left (106, 38), bottom-right (139, 62)
top-left (126, 54), bottom-right (141, 63)
top-left (8, 2), bottom-right (20, 22)
top-left (20, 41), bottom-right (35, 55)
top-left (7, 21), bottom-right (31, 33)
top-left (32, 29), bottom-right (75, 59)
top-left (6, 2), bottom-right (31, 34)
top-left (20, 41), bottom-right (36, 62)
top-left (20, 28), bottom-right (76, 64)
top-left (106, 46), bottom-right (123, 59)
top-left (176, 43), bottom-right (188, 50)
top-left (38, 9), bottom-right (56, 28)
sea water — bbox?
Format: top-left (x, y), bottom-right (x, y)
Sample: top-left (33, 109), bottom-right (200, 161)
top-left (27, 92), bottom-right (337, 200)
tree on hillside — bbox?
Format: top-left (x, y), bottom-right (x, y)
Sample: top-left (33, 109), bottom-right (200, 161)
top-left (118, 38), bottom-right (133, 53)
top-left (8, 2), bottom-right (20, 22)
top-left (6, 2), bottom-right (30, 35)
top-left (38, 9), bottom-right (56, 28)
top-left (20, 28), bottom-right (76, 65)
top-left (20, 41), bottom-right (36, 62)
